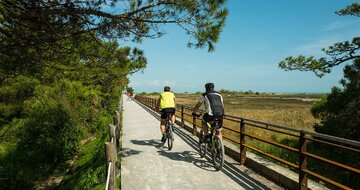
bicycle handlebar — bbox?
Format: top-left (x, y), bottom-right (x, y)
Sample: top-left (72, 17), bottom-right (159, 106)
top-left (192, 112), bottom-right (201, 117)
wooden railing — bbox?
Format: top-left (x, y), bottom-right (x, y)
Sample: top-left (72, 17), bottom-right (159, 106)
top-left (105, 97), bottom-right (122, 190)
top-left (134, 95), bottom-right (360, 190)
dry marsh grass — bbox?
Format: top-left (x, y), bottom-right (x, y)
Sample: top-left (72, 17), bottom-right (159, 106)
top-left (173, 93), bottom-right (320, 132)
top-left (146, 93), bottom-right (320, 134)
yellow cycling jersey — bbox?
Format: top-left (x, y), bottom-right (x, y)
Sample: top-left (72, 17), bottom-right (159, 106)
top-left (160, 92), bottom-right (175, 109)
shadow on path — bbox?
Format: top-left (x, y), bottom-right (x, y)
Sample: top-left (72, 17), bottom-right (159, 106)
top-left (131, 139), bottom-right (164, 149)
top-left (121, 148), bottom-right (142, 158)
top-left (174, 127), bottom-right (272, 190)
top-left (157, 150), bottom-right (215, 172)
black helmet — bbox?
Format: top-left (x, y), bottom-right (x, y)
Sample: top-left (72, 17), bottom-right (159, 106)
top-left (164, 86), bottom-right (171, 92)
top-left (205, 83), bottom-right (214, 92)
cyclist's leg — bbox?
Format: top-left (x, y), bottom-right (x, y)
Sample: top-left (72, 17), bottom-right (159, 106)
top-left (202, 113), bottom-right (212, 139)
top-left (215, 117), bottom-right (223, 138)
top-left (160, 119), bottom-right (166, 134)
top-left (160, 110), bottom-right (167, 141)
top-left (201, 118), bottom-right (208, 136)
top-left (169, 108), bottom-right (176, 124)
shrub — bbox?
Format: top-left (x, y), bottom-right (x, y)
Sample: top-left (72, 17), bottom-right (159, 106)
top-left (19, 97), bottom-right (79, 163)
top-left (311, 59), bottom-right (360, 141)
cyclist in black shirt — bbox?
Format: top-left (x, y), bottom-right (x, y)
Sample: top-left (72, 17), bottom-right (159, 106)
top-left (192, 83), bottom-right (224, 140)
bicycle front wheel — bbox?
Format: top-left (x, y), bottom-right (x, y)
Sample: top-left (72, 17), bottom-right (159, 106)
top-left (167, 125), bottom-right (174, 150)
top-left (198, 129), bottom-right (207, 158)
top-left (211, 135), bottom-right (224, 171)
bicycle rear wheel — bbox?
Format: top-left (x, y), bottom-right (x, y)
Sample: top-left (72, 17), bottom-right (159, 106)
top-left (211, 135), bottom-right (224, 171)
top-left (198, 129), bottom-right (207, 158)
top-left (167, 124), bottom-right (174, 150)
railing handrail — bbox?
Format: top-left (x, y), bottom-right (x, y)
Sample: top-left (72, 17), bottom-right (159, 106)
top-left (178, 97), bottom-right (358, 147)
top-left (105, 161), bottom-right (112, 190)
top-left (105, 95), bottom-right (123, 190)
top-left (303, 130), bottom-right (360, 147)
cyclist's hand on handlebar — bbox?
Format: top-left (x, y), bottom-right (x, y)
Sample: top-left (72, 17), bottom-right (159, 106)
top-left (192, 112), bottom-right (200, 117)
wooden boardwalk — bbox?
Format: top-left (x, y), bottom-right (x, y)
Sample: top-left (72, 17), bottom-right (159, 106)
top-left (121, 96), bottom-right (282, 190)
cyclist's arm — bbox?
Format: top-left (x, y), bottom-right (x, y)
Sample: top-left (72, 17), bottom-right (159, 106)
top-left (192, 101), bottom-right (202, 114)
top-left (173, 96), bottom-right (176, 108)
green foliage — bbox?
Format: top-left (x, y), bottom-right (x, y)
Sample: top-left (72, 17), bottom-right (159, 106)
top-left (58, 121), bottom-right (110, 190)
top-left (311, 59), bottom-right (360, 141)
top-left (279, 3), bottom-right (360, 141)
top-left (19, 93), bottom-right (80, 163)
top-left (336, 3), bottom-right (360, 17)
top-left (0, 0), bottom-right (228, 188)
top-left (0, 76), bottom-right (39, 120)
top-left (126, 87), bottom-right (134, 94)
top-left (278, 5), bottom-right (360, 187)
top-left (1, 0), bottom-right (227, 53)
top-left (279, 3), bottom-right (360, 77)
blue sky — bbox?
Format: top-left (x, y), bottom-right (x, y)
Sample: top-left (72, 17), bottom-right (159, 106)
top-left (122, 0), bottom-right (360, 93)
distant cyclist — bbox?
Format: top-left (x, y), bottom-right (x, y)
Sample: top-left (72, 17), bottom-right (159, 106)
top-left (192, 82), bottom-right (224, 141)
top-left (156, 86), bottom-right (176, 143)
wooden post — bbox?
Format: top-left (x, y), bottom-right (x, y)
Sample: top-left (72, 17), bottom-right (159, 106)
top-left (117, 106), bottom-right (121, 116)
top-left (109, 124), bottom-right (116, 147)
top-left (240, 119), bottom-right (246, 165)
top-left (115, 110), bottom-right (120, 129)
top-left (299, 130), bottom-right (308, 190)
top-left (181, 106), bottom-right (184, 128)
top-left (151, 99), bottom-right (154, 109)
top-left (115, 110), bottom-right (121, 152)
top-left (105, 142), bottom-right (116, 190)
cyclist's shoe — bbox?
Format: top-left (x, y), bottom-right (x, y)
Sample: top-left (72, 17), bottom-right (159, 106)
top-left (161, 135), bottom-right (166, 143)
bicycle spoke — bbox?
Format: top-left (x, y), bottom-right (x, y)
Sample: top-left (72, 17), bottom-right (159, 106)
top-left (198, 130), bottom-right (207, 158)
top-left (212, 135), bottom-right (224, 171)
top-left (167, 125), bottom-right (173, 150)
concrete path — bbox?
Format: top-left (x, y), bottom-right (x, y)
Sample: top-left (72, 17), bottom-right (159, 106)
top-left (121, 96), bottom-right (282, 190)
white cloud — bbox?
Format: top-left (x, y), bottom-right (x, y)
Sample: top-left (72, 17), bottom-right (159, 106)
top-left (293, 19), bottom-right (360, 56)
top-left (294, 34), bottom-right (356, 56)
top-left (164, 80), bottom-right (177, 86)
top-left (295, 39), bottom-right (334, 56)
top-left (144, 80), bottom-right (177, 87)
top-left (129, 80), bottom-right (141, 86)
top-left (321, 21), bottom-right (350, 32)
top-left (185, 64), bottom-right (194, 70)
top-left (146, 80), bottom-right (161, 87)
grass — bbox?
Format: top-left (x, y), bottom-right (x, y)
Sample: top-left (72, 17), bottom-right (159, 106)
top-left (58, 115), bottom-right (120, 190)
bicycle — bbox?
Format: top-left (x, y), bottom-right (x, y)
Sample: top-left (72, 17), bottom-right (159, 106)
top-left (163, 112), bottom-right (174, 150)
top-left (193, 113), bottom-right (224, 171)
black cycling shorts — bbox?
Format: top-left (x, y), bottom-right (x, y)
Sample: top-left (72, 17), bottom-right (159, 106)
top-left (202, 113), bottom-right (223, 130)
top-left (161, 108), bottom-right (175, 119)
top-left (202, 113), bottom-right (214, 122)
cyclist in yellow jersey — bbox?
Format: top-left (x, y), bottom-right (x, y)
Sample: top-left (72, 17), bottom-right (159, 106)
top-left (156, 86), bottom-right (176, 142)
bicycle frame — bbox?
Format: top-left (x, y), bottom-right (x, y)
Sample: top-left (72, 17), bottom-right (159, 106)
top-left (198, 115), bottom-right (224, 171)
top-left (164, 112), bottom-right (174, 150)
top-left (206, 118), bottom-right (222, 136)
